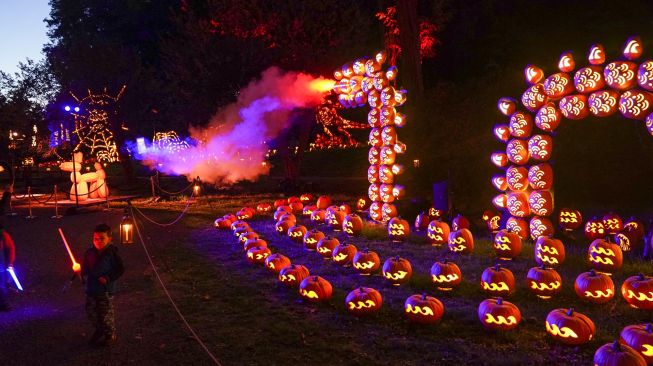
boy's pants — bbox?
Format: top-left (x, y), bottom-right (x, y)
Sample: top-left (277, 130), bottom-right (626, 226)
top-left (86, 293), bottom-right (115, 336)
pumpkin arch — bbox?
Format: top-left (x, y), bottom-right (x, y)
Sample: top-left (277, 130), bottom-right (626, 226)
top-left (491, 37), bottom-right (653, 239)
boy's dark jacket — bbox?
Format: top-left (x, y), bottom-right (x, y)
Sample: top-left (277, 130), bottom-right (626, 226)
top-left (81, 244), bottom-right (125, 296)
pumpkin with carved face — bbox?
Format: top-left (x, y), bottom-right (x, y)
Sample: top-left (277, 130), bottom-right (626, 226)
top-left (316, 195), bottom-right (332, 210)
top-left (299, 193), bottom-right (314, 203)
top-left (452, 214), bottom-right (470, 231)
top-left (286, 225), bottom-right (307, 243)
top-left (316, 236), bottom-right (340, 259)
top-left (448, 228), bottom-right (474, 254)
top-left (256, 203), bottom-right (273, 214)
top-left (369, 128), bottom-right (383, 147)
top-left (246, 246), bottom-right (271, 265)
top-left (244, 238), bottom-right (267, 252)
top-left (620, 323), bottom-right (653, 364)
top-left (588, 238), bottom-right (623, 274)
top-left (380, 106), bottom-right (396, 126)
top-left (493, 230), bottom-right (522, 260)
top-left (529, 216), bottom-right (554, 240)
top-left (526, 266), bottom-right (562, 299)
top-left (382, 256), bottom-right (412, 285)
top-left (545, 308), bottom-right (596, 345)
top-left (234, 226), bottom-right (253, 239)
top-left (303, 229), bottom-right (325, 251)
top-left (574, 270), bottom-right (615, 304)
top-left (302, 205), bottom-right (317, 217)
top-left (585, 217), bottom-right (606, 240)
top-left (603, 212), bottom-right (624, 235)
top-left (506, 217), bottom-right (529, 240)
top-left (430, 260), bottom-right (462, 291)
top-left (289, 201), bottom-right (303, 213)
top-left (214, 217), bottom-right (232, 229)
top-left (404, 293), bottom-right (445, 324)
top-left (274, 207), bottom-right (292, 221)
top-left (310, 209), bottom-right (326, 224)
top-left (278, 264), bottom-right (309, 287)
top-left (275, 219), bottom-right (295, 236)
top-left (478, 297), bottom-right (521, 331)
top-left (239, 231), bottom-right (259, 246)
top-left (534, 237), bottom-right (566, 268)
top-left (231, 220), bottom-right (250, 233)
top-left (558, 208), bottom-right (583, 231)
top-left (368, 147), bottom-right (381, 165)
top-left (346, 287), bottom-right (383, 316)
top-left (299, 276), bottom-right (333, 303)
top-left (265, 253), bottom-right (291, 273)
top-left (621, 274), bottom-right (653, 310)
top-left (427, 220), bottom-right (450, 246)
top-left (593, 341), bottom-right (647, 366)
top-left (481, 264), bottom-right (516, 297)
top-left (379, 183), bottom-right (395, 201)
top-left (325, 207), bottom-right (345, 230)
top-left (388, 217), bottom-right (410, 242)
top-left (332, 242), bottom-right (357, 266)
top-left (342, 214), bottom-right (364, 237)
top-left (353, 249), bottom-right (381, 275)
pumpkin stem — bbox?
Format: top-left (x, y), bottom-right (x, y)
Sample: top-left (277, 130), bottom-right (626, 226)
top-left (359, 287), bottom-right (364, 292)
top-left (638, 273), bottom-right (646, 280)
top-left (496, 297), bottom-right (503, 305)
top-left (394, 255), bottom-right (400, 261)
top-left (589, 269), bottom-right (597, 276)
top-left (647, 324), bottom-right (653, 333)
top-left (566, 308), bottom-right (574, 316)
top-left (539, 264), bottom-right (546, 270)
top-left (442, 259), bottom-right (448, 264)
top-left (494, 264), bottom-right (502, 271)
top-left (421, 293), bottom-right (427, 300)
top-left (612, 340), bottom-right (622, 352)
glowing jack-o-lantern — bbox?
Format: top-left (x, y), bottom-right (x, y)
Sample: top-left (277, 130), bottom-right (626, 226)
top-left (239, 231), bottom-right (259, 246)
top-left (481, 264), bottom-right (516, 297)
top-left (620, 90), bottom-right (653, 120)
top-left (494, 124), bottom-right (510, 142)
top-left (214, 217), bottom-right (232, 230)
top-left (521, 83), bottom-right (548, 112)
top-left (414, 211), bottom-right (430, 231)
top-left (574, 66), bottom-right (605, 93)
top-left (332, 242), bottom-right (357, 266)
top-left (316, 195), bottom-right (332, 210)
top-left (302, 205), bottom-right (317, 217)
top-left (545, 308), bottom-right (596, 346)
top-left (345, 287), bottom-right (382, 316)
top-left (486, 212), bottom-right (501, 234)
top-left (588, 238), bottom-right (623, 274)
top-left (287, 225), bottom-right (307, 243)
top-left (369, 128), bottom-right (383, 147)
top-left (491, 152), bottom-right (508, 168)
top-left (303, 229), bottom-right (324, 251)
top-left (369, 201), bottom-right (383, 222)
top-left (527, 134), bottom-right (553, 162)
top-left (525, 65), bottom-right (544, 84)
top-left (585, 217), bottom-right (606, 240)
top-left (380, 86), bottom-right (396, 107)
top-left (589, 89), bottom-right (620, 117)
top-left (534, 237), bottom-right (566, 268)
top-left (265, 253), bottom-right (291, 273)
top-left (278, 264), bottom-right (309, 287)
top-left (620, 323), bottom-right (653, 365)
top-left (506, 166), bottom-right (529, 191)
top-left (288, 201), bottom-right (303, 213)
top-left (231, 220), bottom-right (250, 233)
top-left (528, 163), bottom-right (553, 190)
top-left (558, 208), bottom-right (583, 231)
top-left (309, 209), bottom-right (326, 224)
top-left (325, 208), bottom-right (345, 230)
top-left (506, 139), bottom-right (530, 165)
top-left (492, 175), bottom-right (508, 191)
top-left (342, 213), bottom-right (363, 237)
top-left (404, 293), bottom-right (444, 324)
top-left (559, 94), bottom-right (589, 120)
top-left (381, 126), bottom-right (397, 145)
top-left (365, 59), bottom-right (381, 77)
top-left (299, 276), bottom-right (332, 303)
top-left (478, 297), bottom-right (521, 331)
top-left (299, 193), bottom-right (314, 203)
top-left (638, 60), bottom-right (653, 91)
top-left (388, 217), bottom-right (410, 242)
top-left (274, 207), bottom-right (291, 221)
top-left (368, 108), bottom-right (381, 128)
top-left (507, 191), bottom-right (530, 218)
top-left (244, 238), bottom-right (267, 252)
top-left (558, 52), bottom-right (575, 72)
top-left (492, 194), bottom-right (508, 210)
top-left (509, 112), bottom-right (534, 138)
top-left (356, 197), bottom-right (369, 212)
top-left (234, 226), bottom-right (253, 239)
top-left (593, 341), bottom-right (647, 366)
top-left (605, 61), bottom-right (638, 90)
top-left (352, 249), bottom-right (381, 275)
top-left (451, 214), bottom-right (470, 231)
top-left (379, 146), bottom-right (396, 165)
top-left (427, 220), bottom-right (450, 246)
top-left (448, 228), bottom-right (474, 254)
top-left (368, 184), bottom-right (381, 202)
top-left (382, 255), bottom-right (412, 285)
top-left (528, 190), bottom-right (554, 217)
top-left (246, 246), bottom-right (271, 265)
top-left (379, 168), bottom-right (394, 185)
top-left (430, 260), bottom-right (462, 291)
top-left (256, 203), bottom-right (273, 214)
top-left (535, 102), bottom-right (561, 132)
top-left (529, 216), bottom-right (554, 240)
top-left (574, 269), bottom-right (615, 304)
top-left (368, 147), bottom-right (381, 165)
top-left (381, 203), bottom-right (398, 222)
top-left (275, 219), bottom-right (294, 236)
top-left (603, 212), bottom-right (624, 235)
top-left (428, 207), bottom-right (443, 220)
top-left (624, 217), bottom-right (646, 243)
top-left (380, 106), bottom-right (396, 126)
top-left (506, 217), bottom-right (529, 240)
top-left (493, 230), bottom-right (522, 260)
top-left (316, 236), bottom-right (340, 259)
top-left (498, 97), bottom-right (517, 116)
top-left (526, 265), bottom-right (562, 299)
top-left (621, 273), bottom-right (653, 310)
top-left (588, 43), bottom-right (606, 65)
top-left (544, 73), bottom-right (574, 98)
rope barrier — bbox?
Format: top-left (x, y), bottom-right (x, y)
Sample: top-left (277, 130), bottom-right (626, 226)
top-left (131, 192), bottom-right (195, 227)
top-left (66, 182), bottom-right (107, 197)
top-left (131, 207), bottom-right (222, 366)
top-left (152, 172), bottom-right (194, 195)
top-left (29, 191), bottom-right (55, 204)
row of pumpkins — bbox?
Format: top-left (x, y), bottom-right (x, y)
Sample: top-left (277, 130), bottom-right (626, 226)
top-left (214, 196), bottom-right (653, 365)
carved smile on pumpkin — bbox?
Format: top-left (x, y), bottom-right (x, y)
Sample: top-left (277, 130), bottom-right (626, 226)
top-left (280, 274), bottom-right (296, 282)
top-left (405, 304), bottom-right (434, 316)
top-left (300, 289), bottom-right (319, 299)
top-left (276, 226), bottom-right (285, 233)
top-left (589, 256), bottom-right (614, 265)
top-left (384, 271), bottom-right (408, 280)
top-left (267, 263), bottom-right (276, 270)
top-left (484, 313), bottom-right (517, 325)
top-left (536, 252), bottom-right (559, 265)
top-left (590, 246), bottom-right (616, 256)
top-left (536, 244), bottom-right (559, 255)
top-left (583, 289), bottom-right (613, 298)
top-left (305, 238), bottom-right (317, 245)
top-left (290, 232), bottom-right (303, 237)
top-left (354, 261), bottom-right (376, 270)
top-left (255, 253), bottom-right (268, 260)
top-left (494, 243), bottom-right (512, 251)
top-left (622, 289), bottom-right (653, 301)
top-left (333, 253), bottom-right (349, 262)
top-left (348, 300), bottom-right (376, 310)
top-left (318, 247), bottom-right (332, 254)
top-left (642, 344), bottom-right (653, 356)
top-left (482, 282), bottom-right (510, 292)
top-left (428, 234), bottom-right (444, 241)
top-left (450, 245), bottom-right (468, 252)
top-left (546, 322), bottom-right (579, 338)
top-left (432, 274), bottom-right (459, 283)
top-left (530, 281), bottom-right (561, 291)
top-left (389, 230), bottom-right (406, 236)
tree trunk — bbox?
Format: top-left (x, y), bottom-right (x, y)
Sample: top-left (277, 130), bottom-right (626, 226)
top-left (396, 0), bottom-right (423, 99)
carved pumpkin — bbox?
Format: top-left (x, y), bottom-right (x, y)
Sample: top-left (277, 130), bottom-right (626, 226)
top-left (239, 231), bottom-right (259, 246)
top-left (303, 229), bottom-right (325, 251)
top-left (494, 124), bottom-right (510, 142)
top-left (492, 175), bottom-right (508, 191)
top-left (369, 201), bottom-right (383, 222)
top-left (382, 256), bottom-right (412, 285)
top-left (493, 230), bottom-right (522, 260)
top-left (603, 212), bottom-right (624, 235)
top-left (491, 152), bottom-right (509, 168)
top-left (588, 89), bottom-right (620, 117)
top-left (430, 260), bottom-right (462, 291)
top-left (275, 219), bottom-right (295, 236)
top-left (525, 65), bottom-right (544, 84)
top-left (289, 201), bottom-right (303, 213)
top-left (478, 297), bottom-right (521, 331)
top-left (528, 134), bottom-right (553, 162)
top-left (621, 274), bottom-right (653, 310)
top-left (528, 191), bottom-right (554, 217)
top-left (534, 237), bottom-right (566, 268)
top-left (498, 97), bottom-right (517, 116)
top-left (529, 216), bottom-right (554, 240)
top-left (615, 231), bottom-right (638, 253)
top-left (526, 265), bottom-right (562, 299)
top-left (588, 238), bottom-right (623, 274)
top-left (222, 214), bottom-right (237, 223)
top-left (356, 197), bottom-right (369, 212)
top-left (299, 276), bottom-right (333, 303)
top-left (535, 102), bottom-right (561, 132)
top-left (414, 212), bottom-right (430, 231)
top-left (345, 287), bottom-right (382, 316)
top-left (299, 193), bottom-right (314, 203)
top-left (369, 128), bottom-right (383, 147)
top-left (428, 207), bottom-right (443, 220)
top-left (342, 214), bottom-right (364, 237)
top-left (481, 264), bottom-right (516, 297)
top-left (388, 217), bottom-right (410, 242)
top-left (639, 60), bottom-right (653, 91)
top-left (244, 238), bottom-right (267, 252)
top-left (593, 341), bottom-right (646, 366)
top-left (316, 236), bottom-right (340, 259)
top-left (559, 94), bottom-right (590, 120)
top-left (559, 208), bottom-right (583, 231)
top-left (332, 242), bottom-right (357, 266)
top-left (623, 217), bottom-right (646, 244)
top-left (234, 226), bottom-right (253, 239)
top-left (545, 308), bottom-right (596, 345)
top-left (620, 323), bottom-right (653, 365)
top-left (507, 191), bottom-right (531, 218)
top-left (427, 220), bottom-right (450, 246)
top-left (506, 217), bottom-right (529, 240)
top-left (381, 203), bottom-right (398, 222)
top-left (369, 147), bottom-right (381, 165)
top-left (543, 72), bottom-right (574, 98)
top-left (585, 217), bottom-right (607, 240)
top-left (256, 203), bottom-right (273, 214)
top-left (310, 209), bottom-right (326, 224)
top-left (316, 195), bottom-right (332, 210)
top-left (379, 146), bottom-right (396, 165)
top-left (274, 207), bottom-right (292, 221)
top-left (273, 199), bottom-right (287, 208)
top-left (509, 112), bottom-right (533, 138)
top-left (379, 183), bottom-right (395, 201)
top-left (353, 249), bottom-right (381, 275)
top-left (246, 246), bottom-right (271, 265)
top-left (621, 90), bottom-right (653, 120)
top-left (506, 165), bottom-right (529, 191)
top-left (528, 163), bottom-right (554, 190)
top-left (278, 264), bottom-right (309, 287)
top-left (381, 126), bottom-right (397, 145)
top-left (452, 214), bottom-right (470, 231)
top-left (506, 139), bottom-right (530, 165)
top-left (574, 66), bottom-right (605, 93)
top-left (448, 228), bottom-right (474, 254)
top-left (404, 293), bottom-right (445, 324)
top-left (287, 225), bottom-right (307, 243)
top-left (492, 194), bottom-right (508, 210)
top-left (265, 253), bottom-right (291, 273)
top-left (574, 270), bottom-right (615, 304)
top-left (604, 61), bottom-right (638, 90)
top-left (486, 212), bottom-right (502, 234)
top-left (521, 83), bottom-right (548, 112)
top-left (325, 208), bottom-right (345, 230)
top-left (213, 217), bottom-right (232, 229)
top-left (231, 220), bottom-right (250, 233)
top-left (302, 205), bottom-right (317, 217)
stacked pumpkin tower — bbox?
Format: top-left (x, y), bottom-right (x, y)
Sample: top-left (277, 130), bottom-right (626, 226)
top-left (331, 51), bottom-right (407, 222)
top-left (491, 37), bottom-right (653, 240)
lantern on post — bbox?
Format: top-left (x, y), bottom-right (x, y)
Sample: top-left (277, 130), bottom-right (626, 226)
top-left (120, 208), bottom-right (135, 245)
top-left (193, 176), bottom-right (202, 196)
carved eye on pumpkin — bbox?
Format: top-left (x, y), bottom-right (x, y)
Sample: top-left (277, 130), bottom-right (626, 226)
top-left (345, 287), bottom-right (382, 316)
top-left (404, 293), bottom-right (445, 324)
top-left (478, 297), bottom-right (521, 331)
top-left (545, 308), bottom-right (596, 345)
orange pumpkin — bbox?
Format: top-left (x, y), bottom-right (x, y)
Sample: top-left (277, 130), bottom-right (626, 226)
top-left (414, 211), bottom-right (430, 231)
top-left (604, 61), bottom-right (638, 90)
top-left (543, 72), bottom-right (574, 98)
top-left (388, 217), bottom-right (410, 241)
top-left (332, 242), bottom-right (357, 266)
top-left (545, 308), bottom-right (595, 345)
top-left (264, 253), bottom-right (291, 273)
top-left (603, 212), bottom-right (624, 235)
top-left (535, 102), bottom-right (561, 132)
top-left (430, 260), bottom-right (462, 291)
top-left (526, 265), bottom-right (562, 299)
top-left (527, 134), bottom-right (553, 162)
top-left (275, 219), bottom-right (294, 236)
top-left (528, 163), bottom-right (554, 190)
top-left (404, 293), bottom-right (445, 324)
top-left (529, 216), bottom-right (554, 240)
top-left (528, 189), bottom-right (554, 217)
top-left (559, 94), bottom-right (590, 120)
top-left (310, 209), bottom-right (326, 224)
top-left (451, 214), bottom-right (470, 231)
top-left (303, 229), bottom-right (325, 251)
top-left (593, 341), bottom-right (646, 366)
top-left (478, 297), bottom-right (521, 331)
top-left (427, 220), bottom-right (450, 246)
top-left (620, 323), bottom-right (653, 364)
top-left (256, 203), bottom-right (273, 214)
top-left (287, 225), bottom-right (307, 243)
top-left (534, 237), bottom-right (566, 268)
top-left (278, 264), bottom-right (309, 287)
top-left (382, 255), bottom-right (412, 285)
top-left (506, 217), bottom-right (529, 240)
top-left (352, 249), bottom-right (380, 275)
top-left (246, 246), bottom-right (271, 265)
top-left (585, 217), bottom-right (606, 240)
top-left (481, 264), bottom-right (516, 297)
top-left (507, 191), bottom-right (530, 218)
top-left (588, 238), bottom-right (623, 274)
top-left (213, 217), bottom-right (232, 229)
top-left (299, 276), bottom-right (333, 303)
top-left (558, 208), bottom-right (583, 231)
top-left (342, 213), bottom-right (364, 237)
top-left (506, 139), bottom-right (530, 165)
top-left (316, 236), bottom-right (340, 258)
top-left (345, 287), bottom-right (382, 316)
top-left (509, 112), bottom-right (534, 138)
top-left (493, 230), bottom-right (522, 260)
top-left (448, 228), bottom-right (474, 254)
top-left (316, 195), bottom-right (332, 210)
top-left (244, 238), bottom-right (267, 252)
top-left (621, 274), bottom-right (653, 310)
top-left (574, 270), bottom-right (615, 304)
top-left (506, 165), bottom-right (529, 191)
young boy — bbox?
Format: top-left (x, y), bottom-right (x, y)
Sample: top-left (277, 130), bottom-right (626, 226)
top-left (81, 223), bottom-right (125, 346)
top-left (0, 184), bottom-right (15, 311)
